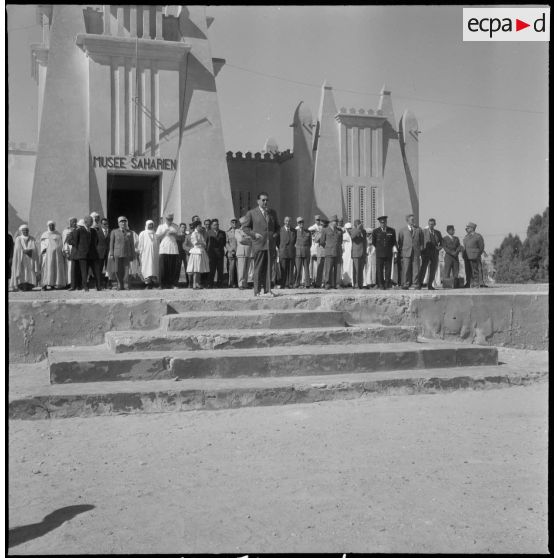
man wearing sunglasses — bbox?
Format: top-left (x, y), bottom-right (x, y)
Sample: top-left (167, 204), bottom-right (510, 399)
top-left (241, 192), bottom-right (280, 297)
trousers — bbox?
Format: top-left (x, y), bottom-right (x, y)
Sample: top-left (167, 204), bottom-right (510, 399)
top-left (375, 255), bottom-right (393, 288)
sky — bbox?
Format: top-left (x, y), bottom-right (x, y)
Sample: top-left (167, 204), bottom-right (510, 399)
top-left (7, 5), bottom-right (549, 251)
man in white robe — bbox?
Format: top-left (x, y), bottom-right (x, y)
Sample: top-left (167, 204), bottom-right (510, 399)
top-left (138, 220), bottom-right (159, 288)
top-left (10, 224), bottom-right (39, 291)
top-left (40, 221), bottom-right (67, 289)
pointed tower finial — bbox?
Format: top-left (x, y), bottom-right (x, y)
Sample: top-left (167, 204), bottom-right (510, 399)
top-left (378, 84), bottom-right (396, 129)
top-left (381, 83), bottom-right (391, 95)
top-left (322, 79), bottom-right (332, 90)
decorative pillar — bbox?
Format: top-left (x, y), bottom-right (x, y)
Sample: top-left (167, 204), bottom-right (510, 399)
top-left (150, 62), bottom-right (159, 155)
top-left (103, 5), bottom-right (111, 35)
top-left (155, 6), bottom-right (163, 39)
top-left (142, 5), bottom-right (150, 39)
top-left (124, 58), bottom-right (133, 154)
top-left (129, 6), bottom-right (137, 37)
top-left (116, 5), bottom-right (124, 36)
top-left (136, 65), bottom-right (146, 155)
top-left (110, 60), bottom-right (120, 154)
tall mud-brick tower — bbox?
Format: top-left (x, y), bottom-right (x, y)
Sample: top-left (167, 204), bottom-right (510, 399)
top-left (312, 83), bottom-right (419, 228)
top-left (29, 5), bottom-right (233, 235)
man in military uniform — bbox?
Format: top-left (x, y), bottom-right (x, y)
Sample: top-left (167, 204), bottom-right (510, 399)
top-left (371, 215), bottom-right (397, 289)
top-left (462, 222), bottom-right (485, 288)
top-left (320, 214), bottom-right (343, 289)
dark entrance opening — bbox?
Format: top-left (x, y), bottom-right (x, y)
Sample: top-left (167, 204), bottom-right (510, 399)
top-left (107, 173), bottom-right (160, 234)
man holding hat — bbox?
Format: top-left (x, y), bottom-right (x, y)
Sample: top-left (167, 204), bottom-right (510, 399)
top-left (320, 214), bottom-right (343, 289)
top-left (462, 222), bottom-right (485, 288)
top-left (156, 212), bottom-right (180, 289)
top-left (350, 219), bottom-right (367, 289)
top-left (294, 217), bottom-right (312, 288)
top-left (372, 215), bottom-right (397, 289)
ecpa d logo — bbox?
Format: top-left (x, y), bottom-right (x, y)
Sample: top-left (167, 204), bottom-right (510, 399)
top-left (463, 8), bottom-right (550, 41)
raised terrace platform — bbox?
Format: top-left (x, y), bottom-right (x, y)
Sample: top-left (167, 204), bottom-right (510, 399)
top-left (9, 285), bottom-right (549, 363)
top-left (8, 285), bottom-right (548, 419)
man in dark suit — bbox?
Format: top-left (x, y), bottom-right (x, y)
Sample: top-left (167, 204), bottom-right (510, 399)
top-left (462, 222), bottom-right (485, 288)
top-left (419, 218), bottom-right (443, 290)
top-left (108, 216), bottom-right (136, 290)
top-left (94, 217), bottom-right (111, 288)
top-left (350, 219), bottom-right (367, 289)
top-left (242, 191), bottom-right (281, 296)
top-left (397, 213), bottom-right (424, 290)
top-left (320, 214), bottom-right (343, 289)
top-left (372, 215), bottom-right (397, 289)
top-left (278, 216), bottom-right (296, 288)
top-left (226, 218), bottom-right (239, 288)
top-left (207, 219), bottom-right (227, 288)
top-left (442, 225), bottom-right (461, 281)
top-left (70, 215), bottom-right (101, 291)
top-left (294, 217), bottom-right (311, 288)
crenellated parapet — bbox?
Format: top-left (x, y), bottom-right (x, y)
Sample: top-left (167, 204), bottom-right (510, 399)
top-left (226, 149), bottom-right (293, 163)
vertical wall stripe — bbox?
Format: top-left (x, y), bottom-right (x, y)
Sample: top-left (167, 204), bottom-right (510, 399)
top-left (124, 59), bottom-right (132, 154)
top-left (137, 66), bottom-right (145, 155)
top-left (110, 59), bottom-right (119, 154)
top-left (150, 62), bottom-right (159, 156)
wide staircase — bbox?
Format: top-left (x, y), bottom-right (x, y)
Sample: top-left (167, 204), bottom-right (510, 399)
top-left (10, 307), bottom-right (500, 419)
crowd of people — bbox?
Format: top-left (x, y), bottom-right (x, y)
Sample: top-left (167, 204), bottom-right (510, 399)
top-left (7, 192), bottom-right (488, 295)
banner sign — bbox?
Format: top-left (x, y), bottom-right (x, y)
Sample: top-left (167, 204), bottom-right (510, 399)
top-left (93, 156), bottom-right (177, 171)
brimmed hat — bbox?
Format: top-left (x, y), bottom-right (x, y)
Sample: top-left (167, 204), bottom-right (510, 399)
top-left (296, 216), bottom-right (304, 222)
top-left (466, 222), bottom-right (477, 228)
top-left (377, 215), bottom-right (388, 221)
top-left (118, 216), bottom-right (127, 222)
top-left (314, 214), bottom-right (322, 220)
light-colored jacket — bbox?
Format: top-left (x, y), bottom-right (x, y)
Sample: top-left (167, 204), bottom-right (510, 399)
top-left (462, 232), bottom-right (485, 260)
top-left (234, 228), bottom-right (252, 258)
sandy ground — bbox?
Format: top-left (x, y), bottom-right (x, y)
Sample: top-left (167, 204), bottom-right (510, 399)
top-left (8, 382), bottom-right (548, 554)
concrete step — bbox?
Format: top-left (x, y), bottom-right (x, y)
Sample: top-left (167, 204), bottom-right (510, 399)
top-left (161, 309), bottom-right (348, 331)
top-left (47, 341), bottom-right (498, 384)
top-left (104, 324), bottom-right (418, 353)
top-left (9, 362), bottom-right (546, 420)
